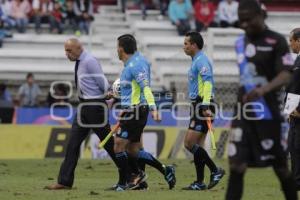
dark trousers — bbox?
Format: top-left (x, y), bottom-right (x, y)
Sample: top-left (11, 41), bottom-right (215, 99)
top-left (195, 20), bottom-right (218, 32)
top-left (288, 117), bottom-right (300, 189)
top-left (58, 101), bottom-right (116, 187)
top-left (175, 19), bottom-right (191, 36)
top-left (220, 20), bottom-right (239, 28)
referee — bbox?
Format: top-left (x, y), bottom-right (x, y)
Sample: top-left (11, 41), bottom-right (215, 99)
top-left (45, 38), bottom-right (117, 189)
top-left (182, 31), bottom-right (225, 191)
top-left (287, 28), bottom-right (300, 190)
top-left (112, 34), bottom-right (176, 191)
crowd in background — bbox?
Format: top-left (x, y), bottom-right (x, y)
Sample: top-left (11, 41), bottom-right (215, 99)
top-left (167, 0), bottom-right (267, 35)
top-left (0, 0), bottom-right (94, 39)
top-left (0, 0), bottom-right (266, 41)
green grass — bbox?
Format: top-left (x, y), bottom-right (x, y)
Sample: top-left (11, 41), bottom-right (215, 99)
top-left (0, 159), bottom-right (289, 200)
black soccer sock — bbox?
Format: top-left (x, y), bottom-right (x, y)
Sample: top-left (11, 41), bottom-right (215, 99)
top-left (103, 136), bottom-right (117, 165)
top-left (191, 144), bottom-right (217, 173)
top-left (274, 168), bottom-right (298, 200)
top-left (225, 170), bottom-right (244, 200)
top-left (127, 154), bottom-right (140, 174)
top-left (137, 150), bottom-right (165, 175)
top-left (280, 174), bottom-right (298, 200)
top-left (137, 148), bottom-right (146, 171)
top-left (194, 154), bottom-right (205, 183)
top-left (115, 152), bottom-right (129, 185)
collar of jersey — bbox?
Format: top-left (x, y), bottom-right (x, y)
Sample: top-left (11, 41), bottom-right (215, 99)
top-left (192, 51), bottom-right (203, 61)
top-left (125, 52), bottom-right (140, 67)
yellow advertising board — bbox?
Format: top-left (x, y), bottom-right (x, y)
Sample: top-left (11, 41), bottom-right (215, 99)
top-left (0, 125), bottom-right (229, 159)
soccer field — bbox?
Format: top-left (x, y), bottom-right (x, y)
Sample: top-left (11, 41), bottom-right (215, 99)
top-left (0, 159), bottom-right (288, 200)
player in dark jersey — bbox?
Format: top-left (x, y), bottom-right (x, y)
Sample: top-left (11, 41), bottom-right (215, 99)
top-left (225, 1), bottom-right (298, 200)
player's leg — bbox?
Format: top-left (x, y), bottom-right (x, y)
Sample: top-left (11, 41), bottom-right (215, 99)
top-left (183, 128), bottom-right (221, 190)
top-left (225, 125), bottom-right (249, 200)
top-left (197, 130), bottom-right (225, 189)
top-left (136, 141), bottom-right (146, 171)
top-left (273, 165), bottom-right (298, 200)
top-left (110, 108), bottom-right (133, 190)
top-left (135, 144), bottom-right (165, 175)
top-left (135, 105), bottom-right (176, 189)
top-left (270, 122), bottom-right (298, 200)
top-left (288, 119), bottom-right (300, 189)
top-left (114, 132), bottom-right (130, 191)
top-left (56, 113), bottom-right (90, 188)
top-left (225, 161), bottom-right (247, 200)
top-left (127, 142), bottom-right (148, 189)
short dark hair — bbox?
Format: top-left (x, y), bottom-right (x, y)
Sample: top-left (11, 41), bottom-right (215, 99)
top-left (117, 34), bottom-right (137, 54)
top-left (238, 0), bottom-right (263, 15)
top-left (26, 72), bottom-right (33, 79)
top-left (291, 28), bottom-right (300, 40)
top-left (185, 31), bottom-right (204, 50)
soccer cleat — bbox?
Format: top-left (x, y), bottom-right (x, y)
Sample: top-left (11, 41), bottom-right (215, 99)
top-left (131, 181), bottom-right (148, 190)
top-left (182, 182), bottom-right (207, 190)
top-left (164, 165), bottom-right (176, 189)
top-left (114, 184), bottom-right (127, 191)
top-left (207, 167), bottom-right (225, 189)
top-left (128, 171), bottom-right (148, 190)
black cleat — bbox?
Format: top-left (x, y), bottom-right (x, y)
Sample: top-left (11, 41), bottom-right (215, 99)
top-left (132, 181), bottom-right (148, 190)
top-left (164, 165), bottom-right (176, 189)
top-left (128, 171), bottom-right (148, 190)
top-left (182, 181), bottom-right (207, 190)
top-left (207, 167), bottom-right (225, 189)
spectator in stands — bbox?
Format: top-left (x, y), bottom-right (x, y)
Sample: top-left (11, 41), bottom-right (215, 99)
top-left (0, 0), bottom-right (16, 30)
top-left (47, 83), bottom-right (69, 107)
top-left (217, 0), bottom-right (238, 28)
top-left (32, 0), bottom-right (62, 34)
top-left (158, 0), bottom-right (169, 20)
top-left (120, 0), bottom-right (125, 13)
top-left (73, 0), bottom-right (94, 35)
top-left (194, 0), bottom-right (217, 32)
top-left (139, 0), bottom-right (156, 20)
top-left (168, 0), bottom-right (193, 36)
top-left (17, 72), bottom-right (42, 107)
top-left (0, 82), bottom-right (12, 103)
top-left (0, 10), bottom-right (4, 47)
top-left (50, 1), bottom-right (63, 33)
top-left (0, 29), bottom-right (3, 47)
top-left (11, 0), bottom-right (31, 33)
top-left (138, 0), bottom-right (170, 21)
top-left (63, 0), bottom-right (76, 32)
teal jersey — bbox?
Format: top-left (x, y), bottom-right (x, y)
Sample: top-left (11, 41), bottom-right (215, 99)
top-left (120, 52), bottom-right (154, 108)
top-left (188, 51), bottom-right (214, 104)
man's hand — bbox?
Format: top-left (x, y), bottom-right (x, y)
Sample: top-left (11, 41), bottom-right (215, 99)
top-left (83, 12), bottom-right (90, 19)
top-left (105, 91), bottom-right (114, 100)
top-left (243, 86), bottom-right (267, 103)
top-left (151, 110), bottom-right (161, 122)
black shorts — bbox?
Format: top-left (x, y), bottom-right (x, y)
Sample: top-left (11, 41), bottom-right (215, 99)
top-left (228, 119), bottom-right (287, 168)
top-left (188, 99), bottom-right (215, 133)
top-left (116, 105), bottom-right (149, 142)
